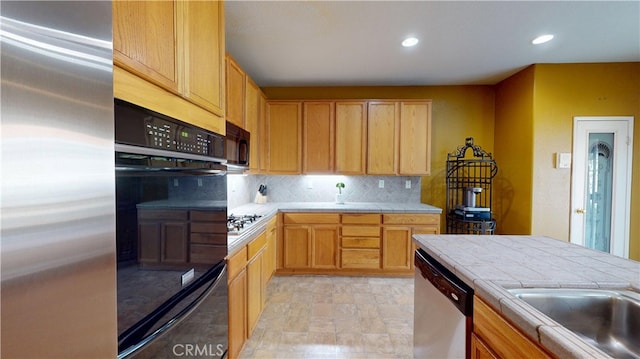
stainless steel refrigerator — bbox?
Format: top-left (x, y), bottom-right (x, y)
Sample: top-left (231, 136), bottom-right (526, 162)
top-left (1, 2), bottom-right (117, 357)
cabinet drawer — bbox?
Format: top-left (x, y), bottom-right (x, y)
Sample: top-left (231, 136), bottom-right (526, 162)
top-left (191, 233), bottom-right (227, 245)
top-left (383, 214), bottom-right (439, 225)
top-left (342, 225), bottom-right (380, 237)
top-left (138, 210), bottom-right (188, 220)
top-left (341, 249), bottom-right (380, 269)
top-left (191, 245), bottom-right (227, 264)
top-left (284, 213), bottom-right (340, 224)
top-left (247, 232), bottom-right (267, 260)
top-left (190, 210), bottom-right (226, 222)
top-left (342, 237), bottom-right (380, 249)
top-left (190, 222), bottom-right (227, 234)
top-left (341, 213), bottom-right (381, 224)
top-left (227, 246), bottom-right (247, 280)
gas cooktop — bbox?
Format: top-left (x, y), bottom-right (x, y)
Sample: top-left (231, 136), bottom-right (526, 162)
top-left (227, 214), bottom-right (262, 235)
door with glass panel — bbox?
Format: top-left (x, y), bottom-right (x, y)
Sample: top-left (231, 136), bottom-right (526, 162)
top-left (570, 117), bottom-right (634, 258)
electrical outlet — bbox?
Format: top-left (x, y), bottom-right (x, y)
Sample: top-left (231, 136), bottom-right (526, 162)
top-left (378, 180), bottom-right (384, 188)
top-left (197, 178), bottom-right (203, 187)
top-left (173, 179), bottom-right (179, 187)
top-left (405, 180), bottom-right (411, 189)
top-left (307, 179), bottom-right (313, 189)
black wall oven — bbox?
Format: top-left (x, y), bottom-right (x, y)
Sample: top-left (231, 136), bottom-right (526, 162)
top-left (115, 99), bottom-right (228, 358)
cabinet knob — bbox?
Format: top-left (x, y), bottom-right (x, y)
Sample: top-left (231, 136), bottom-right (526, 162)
top-left (576, 208), bottom-right (587, 214)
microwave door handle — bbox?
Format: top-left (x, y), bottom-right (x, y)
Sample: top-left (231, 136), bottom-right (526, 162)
top-left (238, 140), bottom-right (249, 165)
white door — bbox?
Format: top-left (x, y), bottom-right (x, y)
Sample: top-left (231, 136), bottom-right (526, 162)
top-left (570, 117), bottom-right (634, 258)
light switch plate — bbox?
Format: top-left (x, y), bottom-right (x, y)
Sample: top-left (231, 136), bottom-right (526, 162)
top-left (378, 180), bottom-right (384, 188)
top-left (555, 152), bottom-right (572, 169)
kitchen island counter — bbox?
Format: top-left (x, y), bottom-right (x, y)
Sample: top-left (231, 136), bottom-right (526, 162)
top-left (413, 234), bottom-right (640, 358)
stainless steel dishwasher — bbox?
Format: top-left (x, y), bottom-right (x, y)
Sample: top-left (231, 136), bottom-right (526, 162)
top-left (414, 248), bottom-right (473, 359)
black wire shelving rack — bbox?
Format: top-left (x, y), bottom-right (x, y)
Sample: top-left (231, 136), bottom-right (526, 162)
top-left (446, 137), bottom-right (498, 235)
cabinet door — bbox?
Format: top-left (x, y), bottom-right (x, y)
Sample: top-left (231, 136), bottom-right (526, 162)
top-left (226, 55), bottom-right (245, 128)
top-left (139, 222), bottom-right (161, 264)
top-left (382, 226), bottom-right (412, 270)
top-left (335, 101), bottom-right (367, 174)
top-left (161, 221), bottom-right (189, 264)
top-left (258, 93), bottom-right (269, 173)
top-left (245, 78), bottom-right (261, 172)
top-left (471, 333), bottom-right (499, 359)
top-left (311, 225), bottom-right (339, 269)
top-left (246, 253), bottom-right (263, 335)
top-left (183, 0), bottom-right (224, 116)
top-left (266, 102), bottom-right (302, 174)
top-left (265, 217), bottom-right (277, 280)
top-left (283, 226), bottom-right (310, 268)
top-left (303, 102), bottom-right (334, 173)
top-left (367, 101), bottom-right (399, 174)
top-left (113, 1), bottom-right (178, 93)
top-left (399, 101), bottom-right (432, 175)
top-left (227, 269), bottom-right (247, 359)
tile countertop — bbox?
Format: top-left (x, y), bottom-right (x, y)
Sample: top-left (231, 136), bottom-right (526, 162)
top-left (227, 201), bottom-right (442, 255)
top-left (413, 234), bottom-right (640, 359)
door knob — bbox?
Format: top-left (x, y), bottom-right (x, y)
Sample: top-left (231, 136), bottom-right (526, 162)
top-left (576, 208), bottom-right (587, 214)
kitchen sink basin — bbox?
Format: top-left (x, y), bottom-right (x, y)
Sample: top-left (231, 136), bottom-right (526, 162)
top-left (508, 288), bottom-right (640, 359)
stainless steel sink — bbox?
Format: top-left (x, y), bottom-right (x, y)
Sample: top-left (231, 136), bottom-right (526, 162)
top-left (508, 288), bottom-right (640, 359)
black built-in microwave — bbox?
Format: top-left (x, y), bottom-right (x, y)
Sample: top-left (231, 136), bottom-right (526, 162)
top-left (225, 121), bottom-right (250, 170)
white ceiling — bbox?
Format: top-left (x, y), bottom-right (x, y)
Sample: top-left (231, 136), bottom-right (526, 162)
top-left (225, 1), bottom-right (640, 87)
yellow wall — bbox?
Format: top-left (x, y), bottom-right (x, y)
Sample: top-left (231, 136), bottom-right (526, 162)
top-left (531, 63), bottom-right (640, 260)
top-left (494, 66), bottom-right (535, 235)
top-left (263, 86), bottom-right (496, 230)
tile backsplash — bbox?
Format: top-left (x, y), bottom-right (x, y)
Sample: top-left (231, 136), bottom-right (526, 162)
top-left (228, 174), bottom-right (421, 210)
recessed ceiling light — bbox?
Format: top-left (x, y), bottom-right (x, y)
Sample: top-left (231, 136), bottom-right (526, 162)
top-left (532, 34), bottom-right (554, 45)
top-left (402, 37), bottom-right (419, 47)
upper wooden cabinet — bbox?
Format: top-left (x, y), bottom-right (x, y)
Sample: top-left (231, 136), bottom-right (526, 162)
top-left (367, 100), bottom-right (432, 175)
top-left (113, 0), bottom-right (225, 134)
top-left (113, 1), bottom-right (178, 93)
top-left (303, 102), bottom-right (335, 173)
top-left (265, 102), bottom-right (302, 174)
top-left (245, 77), bottom-right (261, 172)
top-left (183, 0), bottom-right (225, 116)
top-left (226, 55), bottom-right (246, 128)
top-left (335, 101), bottom-right (367, 174)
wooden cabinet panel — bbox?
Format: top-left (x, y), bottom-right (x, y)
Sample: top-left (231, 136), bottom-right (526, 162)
top-left (227, 268), bottom-right (246, 359)
top-left (161, 223), bottom-right (188, 263)
top-left (383, 213), bottom-right (439, 226)
top-left (184, 0), bottom-right (224, 116)
top-left (311, 226), bottom-right (339, 269)
top-left (335, 101), bottom-right (367, 174)
top-left (474, 297), bottom-right (552, 359)
top-left (471, 333), bottom-right (499, 359)
top-left (247, 253), bottom-right (263, 334)
top-left (284, 213), bottom-right (340, 224)
top-left (283, 226), bottom-right (310, 268)
top-left (139, 222), bottom-right (161, 264)
top-left (399, 101), bottom-right (432, 175)
top-left (227, 246), bottom-right (248, 281)
top-left (264, 216), bottom-right (277, 280)
top-left (341, 249), bottom-right (380, 269)
top-left (342, 237), bottom-right (380, 249)
top-left (342, 225), bottom-right (380, 237)
top-left (258, 93), bottom-right (268, 173)
top-left (382, 227), bottom-right (412, 270)
top-left (266, 102), bottom-right (302, 174)
top-left (226, 55), bottom-right (245, 128)
top-left (113, 1), bottom-right (178, 93)
top-left (245, 78), bottom-right (261, 172)
top-left (138, 210), bottom-right (189, 267)
top-left (341, 213), bottom-right (381, 224)
top-left (367, 101), bottom-right (399, 174)
top-left (303, 102), bottom-right (335, 173)
top-left (247, 231), bottom-right (267, 259)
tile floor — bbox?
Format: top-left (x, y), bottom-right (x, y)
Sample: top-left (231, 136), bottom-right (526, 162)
top-left (239, 275), bottom-right (414, 359)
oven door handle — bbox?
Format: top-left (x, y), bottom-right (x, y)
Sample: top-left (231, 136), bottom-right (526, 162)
top-left (117, 261), bottom-right (227, 359)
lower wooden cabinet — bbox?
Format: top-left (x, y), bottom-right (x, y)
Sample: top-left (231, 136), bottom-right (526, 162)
top-left (226, 228), bottom-right (274, 359)
top-left (473, 297), bottom-right (552, 359)
top-left (279, 212), bottom-right (440, 275)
